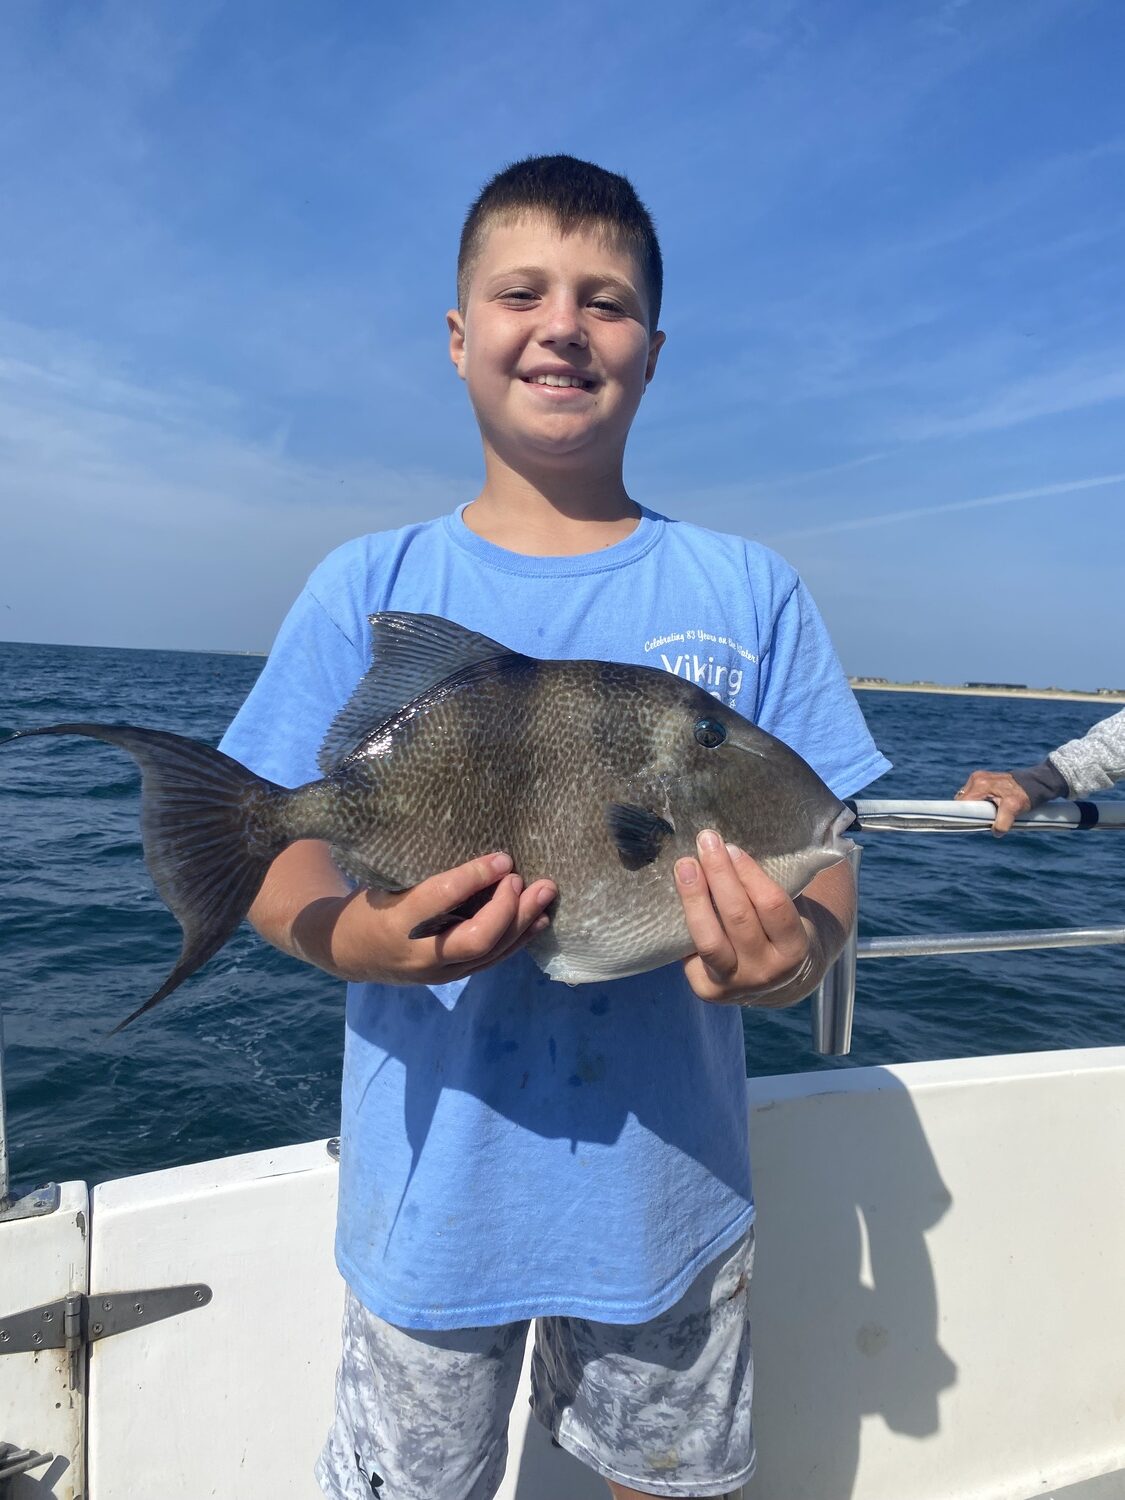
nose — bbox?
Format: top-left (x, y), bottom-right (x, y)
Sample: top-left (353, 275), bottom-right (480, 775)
top-left (538, 292), bottom-right (588, 349)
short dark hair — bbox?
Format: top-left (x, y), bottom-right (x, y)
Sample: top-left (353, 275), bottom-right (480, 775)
top-left (457, 154), bottom-right (663, 328)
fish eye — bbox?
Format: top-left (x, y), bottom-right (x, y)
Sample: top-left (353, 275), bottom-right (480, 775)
top-left (694, 717), bottom-right (726, 749)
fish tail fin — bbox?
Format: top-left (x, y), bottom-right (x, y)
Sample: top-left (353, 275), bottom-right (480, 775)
top-left (7, 723), bottom-right (291, 1030)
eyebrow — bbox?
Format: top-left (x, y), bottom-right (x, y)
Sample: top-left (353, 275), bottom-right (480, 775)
top-left (483, 266), bottom-right (642, 300)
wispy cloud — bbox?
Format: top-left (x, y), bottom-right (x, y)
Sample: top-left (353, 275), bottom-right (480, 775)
top-left (894, 353), bottom-right (1125, 442)
top-left (768, 471), bottom-right (1125, 542)
top-left (0, 0), bottom-right (1121, 685)
top-left (0, 319), bottom-right (469, 649)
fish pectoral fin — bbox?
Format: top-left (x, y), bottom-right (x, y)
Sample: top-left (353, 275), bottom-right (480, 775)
top-left (606, 803), bottom-right (675, 871)
top-left (407, 886), bottom-right (497, 940)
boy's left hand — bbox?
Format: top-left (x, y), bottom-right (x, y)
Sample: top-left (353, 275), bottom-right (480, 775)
top-left (675, 831), bottom-right (846, 1007)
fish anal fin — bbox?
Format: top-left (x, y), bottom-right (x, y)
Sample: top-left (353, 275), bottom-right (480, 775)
top-left (606, 803), bottom-right (675, 871)
top-left (407, 885), bottom-right (498, 940)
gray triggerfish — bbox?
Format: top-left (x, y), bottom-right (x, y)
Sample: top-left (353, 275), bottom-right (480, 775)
top-left (3, 613), bottom-right (855, 1029)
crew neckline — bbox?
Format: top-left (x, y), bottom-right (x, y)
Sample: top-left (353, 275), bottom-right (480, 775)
top-left (444, 503), bottom-right (665, 577)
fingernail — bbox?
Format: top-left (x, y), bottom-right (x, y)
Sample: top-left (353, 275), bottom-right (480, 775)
top-left (676, 858), bottom-right (699, 885)
top-left (536, 886), bottom-right (556, 909)
top-left (725, 842), bottom-right (743, 861)
top-left (489, 853), bottom-right (513, 875)
top-left (510, 874), bottom-right (524, 896)
top-left (698, 830), bottom-right (721, 853)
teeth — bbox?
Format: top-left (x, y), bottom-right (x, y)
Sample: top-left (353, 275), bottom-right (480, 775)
top-left (530, 374), bottom-right (590, 388)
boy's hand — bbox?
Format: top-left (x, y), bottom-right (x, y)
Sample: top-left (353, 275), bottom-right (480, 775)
top-left (674, 832), bottom-right (850, 1007)
top-left (251, 842), bottom-right (556, 987)
top-left (354, 853), bottom-right (558, 984)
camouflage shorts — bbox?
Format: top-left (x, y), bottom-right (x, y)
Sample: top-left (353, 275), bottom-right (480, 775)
top-left (314, 1229), bottom-right (755, 1500)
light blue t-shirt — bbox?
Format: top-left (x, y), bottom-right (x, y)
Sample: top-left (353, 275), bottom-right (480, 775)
top-left (220, 506), bottom-right (890, 1329)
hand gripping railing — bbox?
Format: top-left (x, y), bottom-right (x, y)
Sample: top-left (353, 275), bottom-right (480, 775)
top-left (810, 799), bottom-right (1125, 1056)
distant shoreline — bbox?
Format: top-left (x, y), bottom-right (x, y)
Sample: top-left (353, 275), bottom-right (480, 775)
top-left (851, 679), bottom-right (1125, 705)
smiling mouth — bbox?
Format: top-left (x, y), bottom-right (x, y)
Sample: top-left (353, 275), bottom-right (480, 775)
top-left (523, 374), bottom-right (595, 390)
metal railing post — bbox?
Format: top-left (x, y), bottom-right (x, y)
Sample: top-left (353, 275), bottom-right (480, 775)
top-left (0, 1002), bottom-right (10, 1208)
top-left (810, 843), bottom-right (862, 1056)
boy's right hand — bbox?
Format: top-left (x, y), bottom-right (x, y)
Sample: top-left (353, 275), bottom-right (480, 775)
top-left (346, 853), bottom-right (558, 984)
top-left (250, 842), bottom-right (557, 987)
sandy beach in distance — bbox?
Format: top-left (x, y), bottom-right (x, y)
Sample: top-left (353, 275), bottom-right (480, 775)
top-left (851, 679), bottom-right (1125, 705)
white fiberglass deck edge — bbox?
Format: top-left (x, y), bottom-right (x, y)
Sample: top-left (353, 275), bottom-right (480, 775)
top-left (16, 1046), bottom-right (1123, 1500)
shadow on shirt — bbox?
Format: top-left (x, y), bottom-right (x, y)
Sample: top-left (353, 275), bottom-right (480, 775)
top-left (346, 947), bottom-right (756, 1205)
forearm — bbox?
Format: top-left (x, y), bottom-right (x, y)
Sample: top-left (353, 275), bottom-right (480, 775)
top-left (247, 840), bottom-right (373, 981)
top-left (1010, 759), bottom-right (1069, 807)
top-left (1048, 707), bottom-right (1125, 798)
top-left (247, 841), bottom-right (557, 988)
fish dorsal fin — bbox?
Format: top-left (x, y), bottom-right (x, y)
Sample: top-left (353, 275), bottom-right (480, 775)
top-left (318, 612), bottom-right (519, 773)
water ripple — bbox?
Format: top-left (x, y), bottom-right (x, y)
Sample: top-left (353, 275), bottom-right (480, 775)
top-left (2, 644), bottom-right (1122, 1185)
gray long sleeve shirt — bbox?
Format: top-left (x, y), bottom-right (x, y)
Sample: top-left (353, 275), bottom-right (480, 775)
top-left (1013, 706), bottom-right (1125, 804)
top-left (1048, 706), bottom-right (1125, 797)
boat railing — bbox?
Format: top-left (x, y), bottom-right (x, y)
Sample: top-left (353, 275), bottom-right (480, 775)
top-left (812, 797), bottom-right (1125, 1056)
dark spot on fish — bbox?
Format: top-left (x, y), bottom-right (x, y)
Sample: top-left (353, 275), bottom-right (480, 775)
top-left (519, 1070), bottom-right (529, 1089)
top-left (590, 994), bottom-right (610, 1015)
top-left (548, 1037), bottom-right (557, 1067)
top-left (568, 1073), bottom-right (583, 1087)
top-left (501, 1040), bottom-right (518, 1054)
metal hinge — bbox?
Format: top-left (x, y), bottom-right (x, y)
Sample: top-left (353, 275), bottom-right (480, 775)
top-left (0, 1442), bottom-right (54, 1482)
top-left (0, 1284), bottom-right (212, 1389)
top-left (0, 1183), bottom-right (60, 1224)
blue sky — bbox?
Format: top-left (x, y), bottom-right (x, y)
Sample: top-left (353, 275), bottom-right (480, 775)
top-left (1, 0), bottom-right (1122, 689)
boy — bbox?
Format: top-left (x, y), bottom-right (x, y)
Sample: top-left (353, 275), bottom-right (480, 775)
top-left (220, 155), bottom-right (890, 1500)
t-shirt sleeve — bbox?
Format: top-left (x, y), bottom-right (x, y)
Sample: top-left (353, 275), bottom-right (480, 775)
top-left (219, 582), bottom-right (367, 789)
top-left (755, 576), bottom-right (891, 799)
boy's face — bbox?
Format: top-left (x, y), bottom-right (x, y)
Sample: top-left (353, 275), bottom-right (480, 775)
top-left (447, 215), bottom-right (664, 478)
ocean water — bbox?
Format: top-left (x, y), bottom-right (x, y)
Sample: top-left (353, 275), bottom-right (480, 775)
top-left (1, 639), bottom-right (1123, 1189)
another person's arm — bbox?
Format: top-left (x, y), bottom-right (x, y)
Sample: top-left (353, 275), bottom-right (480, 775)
top-left (955, 706), bottom-right (1125, 834)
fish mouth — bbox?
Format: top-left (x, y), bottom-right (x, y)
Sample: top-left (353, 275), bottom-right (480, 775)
top-left (830, 804), bottom-right (859, 852)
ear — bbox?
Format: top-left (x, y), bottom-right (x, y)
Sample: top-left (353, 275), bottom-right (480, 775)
top-left (644, 329), bottom-right (666, 386)
top-left (447, 309), bottom-right (467, 379)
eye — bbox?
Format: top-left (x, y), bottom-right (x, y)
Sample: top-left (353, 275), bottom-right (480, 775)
top-left (694, 717), bottom-right (726, 749)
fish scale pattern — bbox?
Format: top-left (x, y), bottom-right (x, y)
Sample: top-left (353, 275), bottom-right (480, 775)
top-left (279, 656), bottom-right (848, 985)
